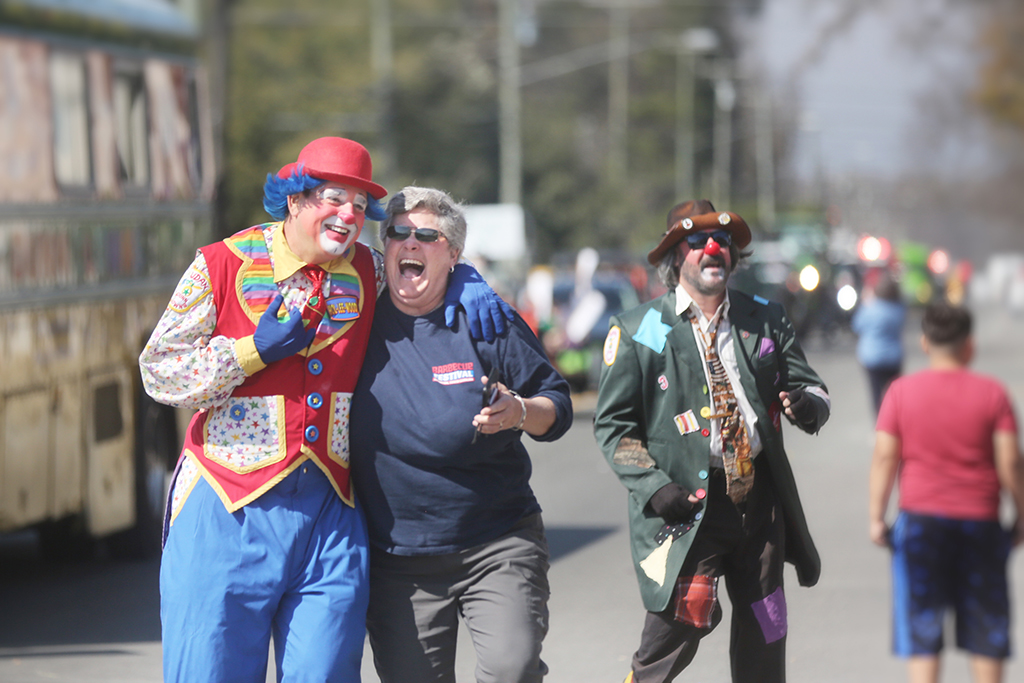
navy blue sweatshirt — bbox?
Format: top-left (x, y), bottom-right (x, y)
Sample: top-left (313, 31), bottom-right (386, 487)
top-left (350, 295), bottom-right (573, 556)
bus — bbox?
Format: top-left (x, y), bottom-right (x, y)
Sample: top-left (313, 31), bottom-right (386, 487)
top-left (0, 0), bottom-right (216, 557)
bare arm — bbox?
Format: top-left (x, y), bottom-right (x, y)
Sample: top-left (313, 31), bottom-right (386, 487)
top-left (473, 380), bottom-right (557, 437)
top-left (868, 431), bottom-right (901, 547)
top-left (994, 430), bottom-right (1024, 546)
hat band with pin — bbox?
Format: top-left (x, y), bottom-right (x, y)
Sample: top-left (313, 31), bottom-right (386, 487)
top-left (647, 209), bottom-right (751, 265)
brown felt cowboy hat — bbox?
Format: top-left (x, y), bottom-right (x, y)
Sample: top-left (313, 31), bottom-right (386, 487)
top-left (276, 137), bottom-right (388, 199)
top-left (646, 199), bottom-right (752, 265)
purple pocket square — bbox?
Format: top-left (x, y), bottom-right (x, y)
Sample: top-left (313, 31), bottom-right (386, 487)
top-left (759, 338), bottom-right (775, 358)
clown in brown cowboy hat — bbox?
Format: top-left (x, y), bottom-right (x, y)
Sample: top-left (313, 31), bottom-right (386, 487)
top-left (594, 199), bottom-right (832, 683)
top-left (140, 137), bottom-right (513, 683)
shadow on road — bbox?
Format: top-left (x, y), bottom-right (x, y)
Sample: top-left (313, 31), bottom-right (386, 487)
top-left (0, 532), bottom-right (161, 648)
top-left (0, 524), bottom-right (614, 650)
top-left (546, 525), bottom-right (617, 563)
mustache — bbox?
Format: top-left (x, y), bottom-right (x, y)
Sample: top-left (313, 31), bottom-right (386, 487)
top-left (699, 255), bottom-right (727, 269)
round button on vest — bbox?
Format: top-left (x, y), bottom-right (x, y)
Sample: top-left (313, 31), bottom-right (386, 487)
top-left (308, 359), bottom-right (323, 375)
top-left (700, 406), bottom-right (711, 419)
top-left (304, 425), bottom-right (319, 442)
top-left (698, 469), bottom-right (708, 480)
top-left (307, 392), bottom-right (323, 410)
top-left (695, 488), bottom-right (707, 500)
top-left (701, 428), bottom-right (710, 437)
top-left (694, 511), bottom-right (704, 521)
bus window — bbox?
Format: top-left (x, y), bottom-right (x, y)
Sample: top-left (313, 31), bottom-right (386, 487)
top-left (114, 65), bottom-right (150, 188)
top-left (48, 50), bottom-right (92, 188)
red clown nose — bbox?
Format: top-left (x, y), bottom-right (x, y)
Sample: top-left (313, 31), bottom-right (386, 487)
top-left (704, 239), bottom-right (722, 257)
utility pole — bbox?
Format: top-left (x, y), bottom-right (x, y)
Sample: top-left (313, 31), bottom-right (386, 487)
top-left (755, 88), bottom-right (776, 230)
top-left (674, 28), bottom-right (717, 202)
top-left (498, 0), bottom-right (521, 205)
top-left (674, 35), bottom-right (695, 201)
top-left (711, 65), bottom-right (734, 207)
top-left (607, 4), bottom-right (628, 186)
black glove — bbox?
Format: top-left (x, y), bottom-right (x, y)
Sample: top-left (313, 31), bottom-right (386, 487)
top-left (648, 483), bottom-right (701, 523)
top-left (785, 387), bottom-right (818, 431)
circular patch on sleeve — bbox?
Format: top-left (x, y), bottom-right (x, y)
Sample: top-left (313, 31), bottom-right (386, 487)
top-left (603, 325), bottom-right (622, 366)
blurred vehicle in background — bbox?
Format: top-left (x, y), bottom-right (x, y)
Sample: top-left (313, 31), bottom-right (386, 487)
top-left (548, 270), bottom-right (640, 392)
top-left (524, 247), bottom-right (641, 393)
top-left (0, 0), bottom-right (215, 558)
top-left (730, 220), bottom-right (860, 342)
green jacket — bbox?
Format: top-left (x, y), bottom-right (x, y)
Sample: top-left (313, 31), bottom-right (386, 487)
top-left (593, 288), bottom-right (828, 612)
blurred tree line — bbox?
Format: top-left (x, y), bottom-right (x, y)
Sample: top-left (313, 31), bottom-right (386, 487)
top-left (211, 0), bottom-right (767, 263)
top-left (974, 2), bottom-right (1024, 133)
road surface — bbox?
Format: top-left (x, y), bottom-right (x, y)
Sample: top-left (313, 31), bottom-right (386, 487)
top-left (2, 306), bottom-right (1023, 682)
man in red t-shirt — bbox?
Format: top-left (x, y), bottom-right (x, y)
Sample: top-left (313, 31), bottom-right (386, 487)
top-left (869, 301), bottom-right (1024, 683)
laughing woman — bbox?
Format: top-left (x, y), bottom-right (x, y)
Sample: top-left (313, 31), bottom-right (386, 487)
top-left (349, 186), bottom-right (573, 683)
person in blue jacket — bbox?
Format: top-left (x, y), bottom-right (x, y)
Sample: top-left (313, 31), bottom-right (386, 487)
top-left (350, 186), bottom-right (573, 683)
top-left (852, 271), bottom-right (905, 415)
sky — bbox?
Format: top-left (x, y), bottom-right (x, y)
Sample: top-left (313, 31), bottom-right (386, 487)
top-left (746, 0), bottom-right (989, 183)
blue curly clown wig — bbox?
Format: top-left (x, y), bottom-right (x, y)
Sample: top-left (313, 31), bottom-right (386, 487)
top-left (262, 166), bottom-right (387, 222)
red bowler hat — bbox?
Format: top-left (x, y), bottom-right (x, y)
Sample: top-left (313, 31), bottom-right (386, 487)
top-left (646, 199), bottom-right (751, 265)
top-left (276, 137), bottom-right (387, 199)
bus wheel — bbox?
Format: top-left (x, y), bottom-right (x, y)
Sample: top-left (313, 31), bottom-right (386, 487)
top-left (37, 515), bottom-right (95, 562)
top-left (108, 392), bottom-right (177, 560)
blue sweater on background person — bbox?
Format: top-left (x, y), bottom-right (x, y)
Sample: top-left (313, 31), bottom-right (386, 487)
top-left (852, 295), bottom-right (906, 415)
top-left (852, 298), bottom-right (905, 369)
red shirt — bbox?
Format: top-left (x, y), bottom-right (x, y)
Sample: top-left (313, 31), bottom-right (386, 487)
top-left (877, 368), bottom-right (1017, 520)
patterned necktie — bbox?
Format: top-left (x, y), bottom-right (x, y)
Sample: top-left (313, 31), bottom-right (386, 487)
top-left (688, 310), bottom-right (754, 504)
top-left (301, 265), bottom-right (327, 331)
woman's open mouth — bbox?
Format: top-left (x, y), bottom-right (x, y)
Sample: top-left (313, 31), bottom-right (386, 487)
top-left (399, 258), bottom-right (425, 278)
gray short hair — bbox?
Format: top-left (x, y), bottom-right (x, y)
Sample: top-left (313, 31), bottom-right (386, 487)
top-left (379, 186), bottom-right (466, 256)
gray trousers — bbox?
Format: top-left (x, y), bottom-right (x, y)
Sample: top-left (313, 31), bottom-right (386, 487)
top-left (366, 514), bottom-right (550, 683)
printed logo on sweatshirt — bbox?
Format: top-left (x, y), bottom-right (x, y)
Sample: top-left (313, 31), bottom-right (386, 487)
top-left (432, 362), bottom-right (475, 385)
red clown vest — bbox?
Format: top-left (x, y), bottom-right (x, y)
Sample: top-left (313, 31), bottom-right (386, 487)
top-left (181, 226), bottom-right (376, 511)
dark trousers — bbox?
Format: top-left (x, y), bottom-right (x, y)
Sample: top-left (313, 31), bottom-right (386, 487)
top-left (866, 364), bottom-right (901, 416)
top-left (631, 466), bottom-right (787, 683)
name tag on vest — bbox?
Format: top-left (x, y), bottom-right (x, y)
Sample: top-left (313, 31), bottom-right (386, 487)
top-left (326, 295), bottom-right (359, 321)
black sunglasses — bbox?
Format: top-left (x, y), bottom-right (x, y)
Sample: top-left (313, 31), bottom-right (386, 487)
top-left (684, 230), bottom-right (732, 250)
top-left (386, 224), bottom-right (443, 243)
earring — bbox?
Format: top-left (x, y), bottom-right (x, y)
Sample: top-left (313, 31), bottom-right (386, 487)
top-left (450, 265), bottom-right (455, 273)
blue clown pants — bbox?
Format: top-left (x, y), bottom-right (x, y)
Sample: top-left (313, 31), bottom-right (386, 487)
top-left (160, 463), bottom-right (369, 683)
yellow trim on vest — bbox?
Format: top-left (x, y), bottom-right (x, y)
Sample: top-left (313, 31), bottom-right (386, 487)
top-left (167, 450), bottom-right (204, 528)
top-left (303, 444), bottom-right (355, 508)
top-left (223, 224), bottom-right (364, 355)
top-left (326, 392), bottom-right (352, 469)
top-left (191, 451), bottom-right (310, 513)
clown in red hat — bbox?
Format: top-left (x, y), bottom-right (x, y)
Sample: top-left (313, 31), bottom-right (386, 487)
top-left (140, 137), bottom-right (513, 683)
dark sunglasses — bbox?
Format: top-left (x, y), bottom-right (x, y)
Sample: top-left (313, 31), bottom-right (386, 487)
top-left (684, 229), bottom-right (732, 250)
top-left (386, 224), bottom-right (443, 243)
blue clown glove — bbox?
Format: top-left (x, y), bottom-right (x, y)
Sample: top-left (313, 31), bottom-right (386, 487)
top-left (253, 293), bottom-right (315, 364)
top-left (444, 263), bottom-right (516, 342)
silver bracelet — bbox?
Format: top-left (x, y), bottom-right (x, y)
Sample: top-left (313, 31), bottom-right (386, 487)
top-left (509, 390), bottom-right (527, 431)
